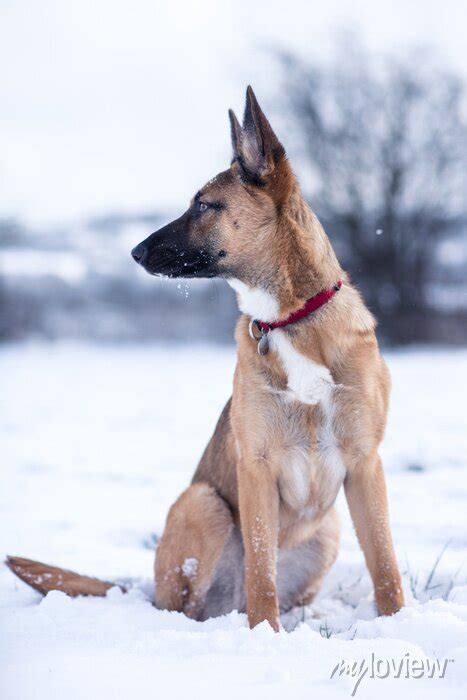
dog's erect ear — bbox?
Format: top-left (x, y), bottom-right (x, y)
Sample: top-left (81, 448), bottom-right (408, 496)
top-left (228, 109), bottom-right (242, 162)
top-left (230, 86), bottom-right (286, 183)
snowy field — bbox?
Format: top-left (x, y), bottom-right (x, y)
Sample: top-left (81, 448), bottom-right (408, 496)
top-left (1, 342), bottom-right (466, 699)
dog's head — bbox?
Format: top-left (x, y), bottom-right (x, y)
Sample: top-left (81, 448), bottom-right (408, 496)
top-left (131, 86), bottom-right (297, 287)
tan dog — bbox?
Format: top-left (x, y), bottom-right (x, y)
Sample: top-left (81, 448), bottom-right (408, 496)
top-left (7, 87), bottom-right (404, 630)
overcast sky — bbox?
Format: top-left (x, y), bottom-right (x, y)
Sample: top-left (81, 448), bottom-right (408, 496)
top-left (1, 0), bottom-right (466, 225)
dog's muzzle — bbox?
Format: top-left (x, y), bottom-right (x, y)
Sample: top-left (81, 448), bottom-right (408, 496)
top-left (131, 243), bottom-right (148, 265)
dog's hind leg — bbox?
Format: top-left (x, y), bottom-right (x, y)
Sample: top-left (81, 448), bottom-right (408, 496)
top-left (155, 482), bottom-right (234, 620)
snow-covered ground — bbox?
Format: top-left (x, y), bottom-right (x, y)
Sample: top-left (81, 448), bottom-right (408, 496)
top-left (1, 343), bottom-right (466, 699)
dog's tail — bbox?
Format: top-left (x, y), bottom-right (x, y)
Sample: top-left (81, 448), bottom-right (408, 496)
top-left (5, 555), bottom-right (124, 597)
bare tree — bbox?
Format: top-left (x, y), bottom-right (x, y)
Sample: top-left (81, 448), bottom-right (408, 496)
top-left (279, 41), bottom-right (467, 331)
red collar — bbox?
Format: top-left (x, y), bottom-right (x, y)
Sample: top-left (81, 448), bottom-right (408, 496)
top-left (252, 280), bottom-right (342, 335)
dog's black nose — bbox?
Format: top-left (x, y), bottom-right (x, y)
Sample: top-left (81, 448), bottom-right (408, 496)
top-left (131, 243), bottom-right (147, 264)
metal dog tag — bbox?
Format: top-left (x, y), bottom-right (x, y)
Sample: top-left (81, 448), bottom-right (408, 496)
top-left (258, 333), bottom-right (269, 356)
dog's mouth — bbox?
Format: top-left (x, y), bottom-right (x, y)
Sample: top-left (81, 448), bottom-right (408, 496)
top-left (140, 249), bottom-right (218, 279)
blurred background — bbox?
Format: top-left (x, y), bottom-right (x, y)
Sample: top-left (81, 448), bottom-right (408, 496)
top-left (1, 0), bottom-right (466, 345)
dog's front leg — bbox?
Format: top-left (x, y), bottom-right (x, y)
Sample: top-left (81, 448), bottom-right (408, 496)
top-left (344, 453), bottom-right (404, 616)
top-left (238, 459), bottom-right (280, 631)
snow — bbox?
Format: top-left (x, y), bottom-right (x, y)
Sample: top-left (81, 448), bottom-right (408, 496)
top-left (1, 342), bottom-right (466, 699)
top-left (181, 557), bottom-right (199, 579)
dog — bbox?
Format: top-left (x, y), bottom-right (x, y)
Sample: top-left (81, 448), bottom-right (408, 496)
top-left (7, 87), bottom-right (404, 630)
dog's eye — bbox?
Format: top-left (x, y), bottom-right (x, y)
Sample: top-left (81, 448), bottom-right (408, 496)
top-left (197, 201), bottom-right (209, 213)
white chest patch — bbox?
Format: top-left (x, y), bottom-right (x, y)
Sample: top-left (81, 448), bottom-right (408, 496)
top-left (270, 330), bottom-right (346, 488)
top-left (270, 328), bottom-right (346, 484)
top-left (270, 330), bottom-right (333, 406)
top-left (229, 280), bottom-right (346, 488)
top-left (227, 279), bottom-right (279, 322)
